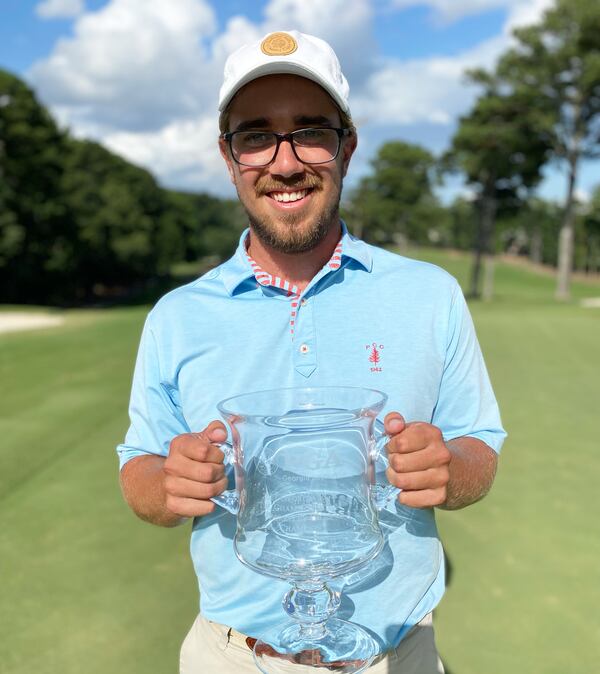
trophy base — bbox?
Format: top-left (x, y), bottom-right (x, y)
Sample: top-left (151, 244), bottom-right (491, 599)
top-left (252, 618), bottom-right (378, 673)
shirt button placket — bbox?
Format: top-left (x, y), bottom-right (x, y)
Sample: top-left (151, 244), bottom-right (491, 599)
top-left (294, 296), bottom-right (316, 378)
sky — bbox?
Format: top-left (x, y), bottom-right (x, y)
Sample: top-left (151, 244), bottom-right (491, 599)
top-left (0, 0), bottom-right (596, 203)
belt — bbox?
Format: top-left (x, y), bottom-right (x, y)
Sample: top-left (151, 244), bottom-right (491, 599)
top-left (226, 626), bottom-right (388, 669)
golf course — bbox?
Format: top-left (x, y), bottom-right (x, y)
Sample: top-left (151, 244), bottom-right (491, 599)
top-left (1, 250), bottom-right (598, 674)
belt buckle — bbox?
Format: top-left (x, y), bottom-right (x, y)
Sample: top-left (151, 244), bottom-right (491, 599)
top-left (246, 636), bottom-right (364, 669)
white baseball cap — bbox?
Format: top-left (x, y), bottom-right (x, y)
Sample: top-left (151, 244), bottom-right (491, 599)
top-left (218, 30), bottom-right (350, 115)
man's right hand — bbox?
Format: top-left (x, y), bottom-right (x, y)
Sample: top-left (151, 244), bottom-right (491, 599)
top-left (163, 421), bottom-right (229, 518)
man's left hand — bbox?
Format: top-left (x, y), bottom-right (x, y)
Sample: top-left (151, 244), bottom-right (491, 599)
top-left (384, 412), bottom-right (452, 508)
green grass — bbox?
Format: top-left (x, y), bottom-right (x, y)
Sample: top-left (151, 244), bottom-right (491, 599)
top-left (405, 249), bottom-right (600, 673)
top-left (1, 253), bottom-right (599, 673)
top-left (0, 308), bottom-right (198, 673)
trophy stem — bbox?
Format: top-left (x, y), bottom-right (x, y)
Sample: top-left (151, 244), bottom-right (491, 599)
top-left (298, 622), bottom-right (327, 641)
top-left (257, 579), bottom-right (378, 672)
top-left (282, 581), bottom-right (341, 633)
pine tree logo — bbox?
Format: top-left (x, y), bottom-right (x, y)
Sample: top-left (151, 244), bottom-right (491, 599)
top-left (366, 342), bottom-right (383, 372)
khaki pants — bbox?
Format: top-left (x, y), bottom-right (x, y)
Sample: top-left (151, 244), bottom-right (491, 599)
top-left (180, 613), bottom-right (445, 673)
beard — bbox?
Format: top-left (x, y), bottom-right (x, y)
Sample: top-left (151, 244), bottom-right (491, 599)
top-left (239, 174), bottom-right (342, 254)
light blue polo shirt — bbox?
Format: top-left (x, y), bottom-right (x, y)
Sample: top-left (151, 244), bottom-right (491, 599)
top-left (117, 224), bottom-right (506, 651)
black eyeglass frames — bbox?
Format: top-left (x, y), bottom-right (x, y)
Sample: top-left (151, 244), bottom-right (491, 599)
top-left (221, 127), bottom-right (352, 167)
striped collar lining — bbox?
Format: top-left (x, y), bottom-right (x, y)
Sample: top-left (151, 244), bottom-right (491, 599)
top-left (245, 238), bottom-right (343, 291)
top-left (218, 222), bottom-right (372, 296)
top-left (245, 238), bottom-right (343, 336)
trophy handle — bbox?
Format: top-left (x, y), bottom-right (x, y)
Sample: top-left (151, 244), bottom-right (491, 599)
top-left (371, 418), bottom-right (401, 509)
top-left (210, 441), bottom-right (239, 514)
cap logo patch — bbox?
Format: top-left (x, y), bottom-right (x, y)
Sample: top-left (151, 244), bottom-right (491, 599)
top-left (261, 32), bottom-right (298, 56)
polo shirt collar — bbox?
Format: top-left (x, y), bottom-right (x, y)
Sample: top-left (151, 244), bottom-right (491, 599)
top-left (219, 221), bottom-right (373, 296)
top-left (340, 221), bottom-right (373, 272)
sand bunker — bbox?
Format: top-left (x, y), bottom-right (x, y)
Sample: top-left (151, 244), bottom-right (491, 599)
top-left (580, 297), bottom-right (600, 309)
top-left (0, 312), bottom-right (65, 334)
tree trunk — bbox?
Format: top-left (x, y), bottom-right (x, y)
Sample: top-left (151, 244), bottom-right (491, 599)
top-left (555, 155), bottom-right (579, 301)
top-left (482, 254), bottom-right (495, 301)
top-left (556, 224), bottom-right (574, 299)
top-left (470, 248), bottom-right (483, 299)
top-left (470, 191), bottom-right (497, 299)
top-left (589, 238), bottom-right (599, 274)
top-left (529, 226), bottom-right (543, 264)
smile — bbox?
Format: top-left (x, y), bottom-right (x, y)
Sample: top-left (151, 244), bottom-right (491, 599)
top-left (268, 189), bottom-right (311, 203)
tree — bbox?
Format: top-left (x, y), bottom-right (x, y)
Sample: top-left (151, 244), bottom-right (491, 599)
top-left (446, 69), bottom-right (552, 298)
top-left (346, 141), bottom-right (444, 246)
top-left (0, 68), bottom-right (252, 305)
top-left (61, 138), bottom-right (180, 299)
top-left (0, 69), bottom-right (72, 303)
top-left (497, 0), bottom-right (600, 299)
top-left (446, 197), bottom-right (478, 252)
top-left (499, 197), bottom-right (562, 266)
top-left (162, 190), bottom-right (246, 264)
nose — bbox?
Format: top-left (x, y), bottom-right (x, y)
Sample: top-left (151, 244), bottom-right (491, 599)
top-left (269, 137), bottom-right (305, 178)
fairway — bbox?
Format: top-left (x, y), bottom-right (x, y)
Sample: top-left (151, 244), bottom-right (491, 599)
top-left (1, 254), bottom-right (599, 674)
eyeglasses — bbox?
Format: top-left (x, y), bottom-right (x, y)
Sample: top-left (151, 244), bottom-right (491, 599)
top-left (222, 127), bottom-right (352, 167)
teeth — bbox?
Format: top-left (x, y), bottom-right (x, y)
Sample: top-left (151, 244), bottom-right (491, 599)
top-left (271, 190), bottom-right (307, 203)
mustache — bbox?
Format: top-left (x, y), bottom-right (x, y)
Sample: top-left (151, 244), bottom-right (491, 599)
top-left (255, 175), bottom-right (322, 196)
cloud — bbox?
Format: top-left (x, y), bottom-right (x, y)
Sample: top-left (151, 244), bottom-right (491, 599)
top-left (30, 0), bottom-right (219, 132)
top-left (353, 34), bottom-right (506, 127)
top-left (354, 0), bottom-right (553, 129)
top-left (35, 0), bottom-right (85, 20)
top-left (103, 117), bottom-right (229, 193)
top-left (503, 0), bottom-right (554, 34)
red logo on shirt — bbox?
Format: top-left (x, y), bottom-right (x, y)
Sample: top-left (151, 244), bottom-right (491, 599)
top-left (366, 342), bottom-right (383, 372)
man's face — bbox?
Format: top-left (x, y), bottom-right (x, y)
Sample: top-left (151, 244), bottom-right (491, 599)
top-left (219, 74), bottom-right (356, 254)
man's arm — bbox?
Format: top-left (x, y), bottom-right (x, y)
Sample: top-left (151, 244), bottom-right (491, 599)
top-left (119, 421), bottom-right (228, 527)
top-left (384, 413), bottom-right (498, 510)
top-left (442, 435), bottom-right (497, 510)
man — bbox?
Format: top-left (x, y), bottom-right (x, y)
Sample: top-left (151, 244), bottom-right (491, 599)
top-left (117, 30), bottom-right (506, 673)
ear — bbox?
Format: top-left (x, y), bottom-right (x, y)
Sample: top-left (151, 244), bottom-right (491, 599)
top-left (341, 131), bottom-right (357, 178)
top-left (219, 137), bottom-right (237, 185)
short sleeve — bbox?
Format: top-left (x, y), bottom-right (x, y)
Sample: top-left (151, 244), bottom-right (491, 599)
top-left (116, 314), bottom-right (190, 469)
top-left (432, 285), bottom-right (506, 453)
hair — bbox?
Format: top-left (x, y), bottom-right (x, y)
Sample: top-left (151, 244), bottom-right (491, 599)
top-left (218, 96), bottom-right (356, 136)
